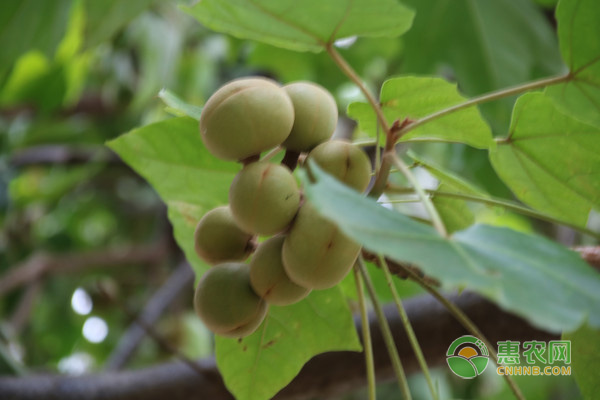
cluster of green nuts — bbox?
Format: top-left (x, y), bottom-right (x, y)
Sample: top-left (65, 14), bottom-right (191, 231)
top-left (193, 77), bottom-right (372, 338)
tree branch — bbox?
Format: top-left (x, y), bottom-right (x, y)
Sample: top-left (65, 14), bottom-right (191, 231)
top-left (105, 262), bottom-right (195, 370)
top-left (0, 240), bottom-right (169, 297)
top-left (9, 145), bottom-right (122, 167)
top-left (0, 292), bottom-right (557, 400)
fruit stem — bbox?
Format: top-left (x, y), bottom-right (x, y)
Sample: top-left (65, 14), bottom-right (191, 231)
top-left (390, 154), bottom-right (448, 237)
top-left (378, 255), bottom-right (439, 400)
top-left (396, 264), bottom-right (526, 400)
top-left (357, 257), bottom-right (412, 400)
top-left (353, 264), bottom-right (376, 400)
top-left (281, 150), bottom-right (301, 171)
top-left (396, 73), bottom-right (571, 138)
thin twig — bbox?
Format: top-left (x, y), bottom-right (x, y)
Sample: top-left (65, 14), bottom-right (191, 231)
top-left (9, 281), bottom-right (42, 335)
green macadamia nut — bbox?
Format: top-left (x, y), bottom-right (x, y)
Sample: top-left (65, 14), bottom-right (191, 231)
top-left (193, 206), bottom-right (253, 265)
top-left (307, 140), bottom-right (372, 192)
top-left (194, 263), bottom-right (267, 338)
top-left (282, 202), bottom-right (361, 290)
top-left (250, 236), bottom-right (311, 306)
top-left (199, 77), bottom-right (294, 161)
top-left (282, 82), bottom-right (338, 152)
top-left (229, 161), bottom-right (301, 235)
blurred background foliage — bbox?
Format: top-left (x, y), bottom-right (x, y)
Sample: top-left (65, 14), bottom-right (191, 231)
top-left (0, 0), bottom-right (582, 398)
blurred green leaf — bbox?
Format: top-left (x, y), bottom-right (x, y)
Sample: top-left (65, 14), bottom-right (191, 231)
top-left (0, 51), bottom-right (67, 113)
top-left (490, 92), bottom-right (600, 227)
top-left (184, 0), bottom-right (414, 52)
top-left (400, 0), bottom-right (563, 132)
top-left (546, 0), bottom-right (600, 127)
top-left (564, 324), bottom-right (600, 400)
top-left (348, 76), bottom-right (493, 148)
top-left (158, 89), bottom-right (203, 120)
top-left (82, 0), bottom-right (158, 49)
top-left (127, 13), bottom-right (185, 110)
top-left (9, 165), bottom-right (100, 207)
top-left (1, 3), bottom-right (89, 111)
top-left (0, 0), bottom-right (71, 77)
top-left (303, 162), bottom-right (600, 332)
top-left (107, 117), bottom-right (239, 277)
top-left (216, 287), bottom-right (361, 400)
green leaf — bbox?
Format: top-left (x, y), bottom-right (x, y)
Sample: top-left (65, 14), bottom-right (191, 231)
top-left (82, 0), bottom-right (157, 49)
top-left (400, 0), bottom-right (563, 132)
top-left (302, 162), bottom-right (600, 332)
top-left (183, 0), bottom-right (415, 52)
top-left (0, 0), bottom-right (72, 75)
top-left (489, 92), bottom-right (600, 227)
top-left (107, 117), bottom-right (239, 277)
top-left (348, 76), bottom-right (493, 149)
top-left (546, 0), bottom-right (600, 127)
top-left (563, 324), bottom-right (600, 400)
top-left (216, 287), bottom-right (361, 400)
top-left (158, 89), bottom-right (203, 120)
top-left (127, 13), bottom-right (185, 111)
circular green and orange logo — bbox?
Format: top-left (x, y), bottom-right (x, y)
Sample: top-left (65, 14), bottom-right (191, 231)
top-left (446, 335), bottom-right (489, 379)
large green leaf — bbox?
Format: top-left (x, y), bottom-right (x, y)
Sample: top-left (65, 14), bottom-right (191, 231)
top-left (400, 0), bottom-right (563, 132)
top-left (546, 0), bottom-right (600, 127)
top-left (0, 0), bottom-right (72, 76)
top-left (563, 324), bottom-right (600, 400)
top-left (183, 0), bottom-right (415, 52)
top-left (216, 287), bottom-right (361, 400)
top-left (302, 162), bottom-right (600, 332)
top-left (489, 92), bottom-right (600, 227)
top-left (107, 117), bottom-right (239, 277)
top-left (348, 76), bottom-right (493, 149)
top-left (82, 0), bottom-right (158, 49)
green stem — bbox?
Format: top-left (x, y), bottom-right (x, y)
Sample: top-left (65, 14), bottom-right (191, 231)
top-left (357, 257), bottom-right (412, 400)
top-left (386, 185), bottom-right (600, 240)
top-left (324, 44), bottom-right (394, 200)
top-left (399, 265), bottom-right (526, 400)
top-left (325, 45), bottom-right (390, 132)
top-left (378, 255), bottom-right (438, 400)
top-left (390, 154), bottom-right (448, 237)
top-left (353, 264), bottom-right (376, 400)
top-left (398, 74), bottom-right (571, 137)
